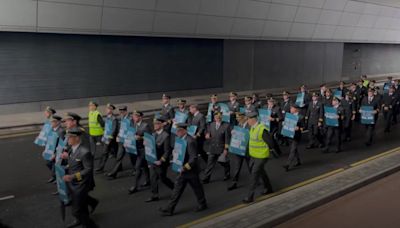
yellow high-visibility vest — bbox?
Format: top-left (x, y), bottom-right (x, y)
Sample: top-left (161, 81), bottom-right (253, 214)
top-left (249, 123), bottom-right (270, 159)
top-left (362, 80), bottom-right (370, 88)
top-left (88, 110), bottom-right (104, 136)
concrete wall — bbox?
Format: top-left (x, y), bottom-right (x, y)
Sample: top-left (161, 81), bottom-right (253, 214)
top-left (223, 40), bottom-right (344, 91)
top-left (0, 32), bottom-right (223, 105)
top-left (342, 43), bottom-right (400, 79)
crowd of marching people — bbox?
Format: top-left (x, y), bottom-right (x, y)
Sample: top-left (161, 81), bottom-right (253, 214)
top-left (34, 75), bottom-right (400, 227)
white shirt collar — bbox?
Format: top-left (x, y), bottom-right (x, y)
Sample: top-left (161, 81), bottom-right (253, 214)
top-left (156, 129), bottom-right (163, 135)
top-left (72, 144), bottom-right (80, 154)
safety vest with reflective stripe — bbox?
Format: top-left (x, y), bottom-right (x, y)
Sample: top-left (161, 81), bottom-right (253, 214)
top-left (88, 110), bottom-right (104, 136)
top-left (249, 123), bottom-right (270, 159)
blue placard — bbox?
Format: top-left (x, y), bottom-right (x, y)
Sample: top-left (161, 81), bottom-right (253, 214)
top-left (324, 106), bottom-right (339, 127)
top-left (55, 164), bottom-right (69, 204)
top-left (144, 133), bottom-right (157, 164)
top-left (117, 118), bottom-right (130, 143)
top-left (218, 103), bottom-right (231, 123)
top-left (42, 131), bottom-right (59, 161)
top-left (124, 127), bottom-right (137, 154)
top-left (206, 103), bottom-right (213, 123)
top-left (172, 138), bottom-right (187, 173)
top-left (383, 82), bottom-right (391, 94)
top-left (55, 138), bottom-right (66, 164)
top-left (187, 125), bottom-right (198, 137)
top-left (171, 111), bottom-right (189, 135)
top-left (334, 90), bottom-right (342, 99)
top-left (281, 113), bottom-right (299, 139)
top-left (154, 112), bottom-right (161, 119)
top-left (361, 106), bottom-right (375, 125)
top-left (101, 119), bottom-right (113, 144)
top-left (34, 121), bottom-right (52, 147)
top-left (295, 92), bottom-right (305, 108)
top-left (239, 107), bottom-right (246, 114)
top-left (258, 109), bottom-right (271, 131)
top-left (229, 126), bottom-right (250, 156)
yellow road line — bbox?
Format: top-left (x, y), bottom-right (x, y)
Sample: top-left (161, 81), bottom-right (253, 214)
top-left (178, 168), bottom-right (345, 228)
top-left (350, 147), bottom-right (400, 167)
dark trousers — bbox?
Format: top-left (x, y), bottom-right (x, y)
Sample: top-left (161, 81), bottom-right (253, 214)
top-left (344, 122), bottom-right (352, 141)
top-left (133, 148), bottom-right (150, 187)
top-left (365, 124), bottom-right (376, 144)
top-left (203, 153), bottom-right (230, 181)
top-left (167, 173), bottom-right (206, 211)
top-left (71, 190), bottom-right (89, 225)
top-left (392, 105), bottom-right (399, 123)
top-left (247, 157), bottom-right (272, 199)
top-left (70, 190), bottom-right (97, 227)
top-left (89, 136), bottom-right (103, 157)
top-left (109, 143), bottom-right (136, 176)
top-left (383, 110), bottom-right (393, 131)
top-left (97, 140), bottom-right (117, 171)
top-left (197, 137), bottom-right (208, 163)
top-left (307, 123), bottom-right (323, 147)
top-left (231, 154), bottom-right (250, 183)
top-left (45, 160), bottom-right (55, 178)
top-left (325, 127), bottom-right (342, 151)
top-left (150, 163), bottom-right (174, 197)
top-left (71, 192), bottom-right (97, 227)
top-left (286, 138), bottom-right (301, 167)
top-left (270, 128), bottom-right (282, 155)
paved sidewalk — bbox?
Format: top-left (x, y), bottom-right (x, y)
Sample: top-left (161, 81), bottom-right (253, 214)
top-left (190, 147), bottom-right (400, 228)
top-left (277, 170), bottom-right (400, 228)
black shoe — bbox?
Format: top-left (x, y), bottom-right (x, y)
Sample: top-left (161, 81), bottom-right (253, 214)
top-left (202, 179), bottom-right (210, 184)
top-left (89, 199), bottom-right (99, 214)
top-left (159, 207), bottom-right (174, 216)
top-left (51, 191), bottom-right (59, 196)
top-left (335, 148), bottom-right (343, 153)
top-left (128, 186), bottom-right (138, 195)
top-left (131, 170), bottom-right (136, 176)
top-left (242, 197), bottom-right (254, 204)
top-left (227, 182), bottom-right (237, 191)
top-left (306, 145), bottom-right (314, 149)
top-left (106, 173), bottom-right (117, 180)
top-left (223, 175), bottom-right (230, 181)
top-left (318, 144), bottom-right (325, 148)
top-left (194, 204), bottom-right (208, 212)
top-left (261, 188), bottom-right (274, 195)
top-left (66, 220), bottom-right (81, 228)
top-left (140, 182), bottom-right (150, 188)
top-left (283, 165), bottom-right (290, 172)
top-left (145, 196), bottom-right (160, 202)
top-left (321, 147), bottom-right (329, 153)
top-left (365, 142), bottom-right (371, 147)
top-left (47, 177), bottom-right (56, 184)
top-left (294, 162), bottom-right (302, 167)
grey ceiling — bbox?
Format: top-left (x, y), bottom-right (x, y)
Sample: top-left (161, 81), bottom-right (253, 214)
top-left (1, 0), bottom-right (400, 43)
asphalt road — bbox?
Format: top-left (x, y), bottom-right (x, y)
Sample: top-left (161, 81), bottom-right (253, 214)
top-left (1, 117), bottom-right (400, 228)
